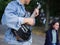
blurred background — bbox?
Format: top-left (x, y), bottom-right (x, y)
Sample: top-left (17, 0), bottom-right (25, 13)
top-left (0, 0), bottom-right (60, 45)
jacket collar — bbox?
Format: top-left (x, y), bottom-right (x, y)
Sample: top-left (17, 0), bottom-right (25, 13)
top-left (16, 0), bottom-right (24, 6)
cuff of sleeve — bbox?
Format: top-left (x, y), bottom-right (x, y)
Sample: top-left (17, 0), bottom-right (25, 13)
top-left (17, 17), bottom-right (24, 28)
top-left (19, 17), bottom-right (24, 25)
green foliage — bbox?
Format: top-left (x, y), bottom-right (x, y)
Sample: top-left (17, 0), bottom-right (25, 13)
top-left (0, 0), bottom-right (11, 21)
top-left (0, 0), bottom-right (11, 11)
top-left (25, 0), bottom-right (38, 13)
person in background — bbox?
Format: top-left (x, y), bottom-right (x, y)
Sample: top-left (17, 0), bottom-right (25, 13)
top-left (44, 20), bottom-right (60, 45)
top-left (1, 0), bottom-right (39, 45)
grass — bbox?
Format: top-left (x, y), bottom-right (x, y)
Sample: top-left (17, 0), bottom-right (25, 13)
top-left (32, 26), bottom-right (45, 37)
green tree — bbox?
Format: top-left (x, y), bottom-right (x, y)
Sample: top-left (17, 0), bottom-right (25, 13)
top-left (0, 0), bottom-right (11, 22)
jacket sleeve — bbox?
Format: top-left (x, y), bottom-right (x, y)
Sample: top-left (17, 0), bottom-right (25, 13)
top-left (45, 30), bottom-right (52, 45)
top-left (1, 2), bottom-right (25, 31)
top-left (57, 32), bottom-right (59, 45)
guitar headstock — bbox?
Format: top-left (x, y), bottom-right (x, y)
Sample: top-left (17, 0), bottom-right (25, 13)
top-left (37, 2), bottom-right (41, 9)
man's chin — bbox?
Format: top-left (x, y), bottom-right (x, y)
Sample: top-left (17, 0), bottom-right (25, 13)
top-left (26, 2), bottom-right (30, 5)
top-left (26, 3), bottom-right (29, 5)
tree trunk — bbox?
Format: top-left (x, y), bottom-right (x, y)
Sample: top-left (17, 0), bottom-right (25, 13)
top-left (45, 0), bottom-right (50, 31)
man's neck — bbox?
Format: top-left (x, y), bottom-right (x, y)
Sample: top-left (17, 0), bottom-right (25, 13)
top-left (20, 0), bottom-right (25, 5)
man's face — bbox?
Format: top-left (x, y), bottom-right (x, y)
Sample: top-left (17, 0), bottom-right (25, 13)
top-left (25, 0), bottom-right (31, 5)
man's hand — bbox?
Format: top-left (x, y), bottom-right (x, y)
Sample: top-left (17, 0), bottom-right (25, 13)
top-left (31, 8), bottom-right (39, 18)
top-left (24, 18), bottom-right (35, 26)
top-left (34, 8), bottom-right (39, 17)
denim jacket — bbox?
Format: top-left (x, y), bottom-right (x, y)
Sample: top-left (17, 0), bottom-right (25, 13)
top-left (1, 0), bottom-right (32, 44)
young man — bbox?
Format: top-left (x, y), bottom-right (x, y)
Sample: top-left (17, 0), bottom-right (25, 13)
top-left (1, 0), bottom-right (39, 45)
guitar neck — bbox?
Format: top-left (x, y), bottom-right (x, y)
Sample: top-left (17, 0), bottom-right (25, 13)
top-left (31, 2), bottom-right (41, 18)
